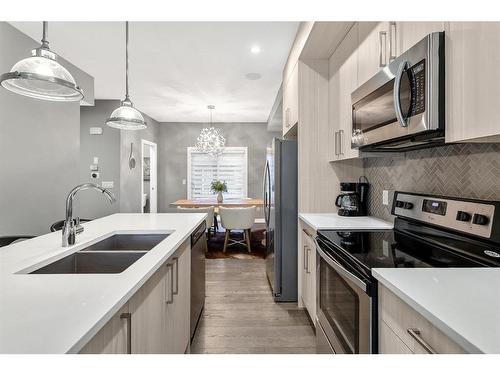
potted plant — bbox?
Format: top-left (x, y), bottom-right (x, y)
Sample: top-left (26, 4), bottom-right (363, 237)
top-left (211, 180), bottom-right (228, 203)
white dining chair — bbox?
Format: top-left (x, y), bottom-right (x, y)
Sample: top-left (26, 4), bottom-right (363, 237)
top-left (219, 206), bottom-right (257, 253)
top-left (177, 206), bottom-right (215, 237)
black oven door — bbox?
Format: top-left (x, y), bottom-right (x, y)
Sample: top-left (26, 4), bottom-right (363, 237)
top-left (315, 239), bottom-right (373, 354)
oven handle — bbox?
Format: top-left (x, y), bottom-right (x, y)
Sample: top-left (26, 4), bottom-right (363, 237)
top-left (314, 238), bottom-right (368, 292)
top-left (393, 60), bottom-right (409, 128)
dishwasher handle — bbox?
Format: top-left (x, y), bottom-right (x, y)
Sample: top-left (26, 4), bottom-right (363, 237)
top-left (191, 221), bottom-right (207, 246)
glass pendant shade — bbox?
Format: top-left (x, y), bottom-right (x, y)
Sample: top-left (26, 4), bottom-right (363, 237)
top-left (106, 21), bottom-right (146, 131)
top-left (0, 23), bottom-right (83, 102)
top-left (106, 99), bottom-right (147, 130)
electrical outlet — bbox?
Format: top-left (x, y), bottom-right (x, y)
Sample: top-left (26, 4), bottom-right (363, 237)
top-left (382, 190), bottom-right (389, 206)
top-left (93, 156), bottom-right (99, 164)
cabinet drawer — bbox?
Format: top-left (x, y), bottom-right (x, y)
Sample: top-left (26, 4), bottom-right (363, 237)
top-left (379, 285), bottom-right (465, 354)
top-left (379, 320), bottom-right (412, 354)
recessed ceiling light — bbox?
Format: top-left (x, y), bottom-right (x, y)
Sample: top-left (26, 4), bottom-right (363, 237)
top-left (250, 45), bottom-right (261, 54)
top-left (245, 73), bottom-right (262, 80)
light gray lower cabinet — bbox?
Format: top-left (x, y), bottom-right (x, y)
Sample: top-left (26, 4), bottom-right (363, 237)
top-left (79, 240), bottom-right (191, 354)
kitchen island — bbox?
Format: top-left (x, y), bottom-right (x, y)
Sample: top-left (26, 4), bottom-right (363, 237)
top-left (0, 213), bottom-right (206, 354)
top-left (373, 268), bottom-right (500, 354)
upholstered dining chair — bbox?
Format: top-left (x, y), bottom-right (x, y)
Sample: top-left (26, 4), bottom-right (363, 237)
top-left (177, 206), bottom-right (215, 237)
top-left (219, 206), bottom-right (257, 253)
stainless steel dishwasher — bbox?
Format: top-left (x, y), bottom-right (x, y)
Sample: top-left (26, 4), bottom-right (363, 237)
top-left (190, 221), bottom-right (206, 341)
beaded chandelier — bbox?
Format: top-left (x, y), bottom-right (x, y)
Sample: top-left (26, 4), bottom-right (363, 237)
top-left (196, 105), bottom-right (226, 157)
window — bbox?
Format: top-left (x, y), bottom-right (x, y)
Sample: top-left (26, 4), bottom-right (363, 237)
top-left (187, 147), bottom-right (248, 199)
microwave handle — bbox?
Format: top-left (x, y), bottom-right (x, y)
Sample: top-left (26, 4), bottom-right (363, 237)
top-left (393, 60), bottom-right (409, 128)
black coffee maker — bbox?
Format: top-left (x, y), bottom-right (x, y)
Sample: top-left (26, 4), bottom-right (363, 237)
top-left (335, 177), bottom-right (369, 216)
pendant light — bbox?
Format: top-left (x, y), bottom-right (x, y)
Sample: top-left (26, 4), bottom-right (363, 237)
top-left (196, 105), bottom-right (226, 158)
top-left (106, 22), bottom-right (146, 130)
top-left (0, 21), bottom-right (84, 102)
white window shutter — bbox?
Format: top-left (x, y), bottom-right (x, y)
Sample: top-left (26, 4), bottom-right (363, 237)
top-left (187, 147), bottom-right (248, 199)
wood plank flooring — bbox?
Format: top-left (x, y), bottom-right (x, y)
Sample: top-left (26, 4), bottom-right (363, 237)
top-left (191, 259), bottom-right (316, 354)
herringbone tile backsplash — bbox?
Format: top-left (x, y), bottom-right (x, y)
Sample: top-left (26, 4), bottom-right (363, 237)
top-left (363, 143), bottom-right (500, 221)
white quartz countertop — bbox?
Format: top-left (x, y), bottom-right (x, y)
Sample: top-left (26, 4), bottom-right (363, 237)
top-left (373, 268), bottom-right (500, 354)
top-left (0, 213), bottom-right (206, 354)
top-left (298, 213), bottom-right (393, 231)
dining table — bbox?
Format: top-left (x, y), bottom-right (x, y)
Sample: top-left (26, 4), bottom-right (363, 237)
top-left (171, 198), bottom-right (264, 208)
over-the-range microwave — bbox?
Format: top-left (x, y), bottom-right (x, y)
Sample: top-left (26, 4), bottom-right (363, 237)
top-left (351, 32), bottom-right (445, 152)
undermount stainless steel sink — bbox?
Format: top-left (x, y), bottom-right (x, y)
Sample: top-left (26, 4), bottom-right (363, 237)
top-left (30, 251), bottom-right (146, 274)
top-left (29, 234), bottom-right (169, 274)
top-left (80, 234), bottom-right (170, 251)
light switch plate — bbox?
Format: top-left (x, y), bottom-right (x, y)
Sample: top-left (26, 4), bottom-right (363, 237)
top-left (93, 156), bottom-right (99, 164)
top-left (89, 127), bottom-right (103, 135)
top-left (382, 190), bottom-right (389, 206)
top-left (182, 179), bottom-right (186, 185)
top-left (102, 181), bottom-right (114, 189)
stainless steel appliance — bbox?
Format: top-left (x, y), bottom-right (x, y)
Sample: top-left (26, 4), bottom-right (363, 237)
top-left (263, 138), bottom-right (298, 302)
top-left (190, 221), bottom-right (206, 341)
top-left (315, 191), bottom-right (500, 354)
top-left (351, 32), bottom-right (445, 152)
top-left (335, 178), bottom-right (369, 216)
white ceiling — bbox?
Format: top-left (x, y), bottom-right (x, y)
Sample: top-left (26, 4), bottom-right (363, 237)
top-left (10, 22), bottom-right (298, 123)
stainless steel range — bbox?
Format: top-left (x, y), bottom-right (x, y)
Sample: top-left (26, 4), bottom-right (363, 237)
top-left (315, 191), bottom-right (500, 354)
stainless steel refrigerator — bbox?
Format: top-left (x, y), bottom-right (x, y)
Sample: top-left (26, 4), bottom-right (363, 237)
top-left (263, 138), bottom-right (297, 302)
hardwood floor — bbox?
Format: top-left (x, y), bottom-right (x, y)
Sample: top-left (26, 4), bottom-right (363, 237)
top-left (191, 258), bottom-right (317, 354)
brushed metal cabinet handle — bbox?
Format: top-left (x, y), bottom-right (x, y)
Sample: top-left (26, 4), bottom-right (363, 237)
top-left (407, 329), bottom-right (437, 354)
top-left (334, 131), bottom-right (339, 156)
top-left (165, 263), bottom-right (174, 304)
top-left (379, 31), bottom-right (387, 67)
top-left (173, 257), bottom-right (179, 295)
top-left (389, 21), bottom-right (397, 61)
top-left (120, 312), bottom-right (132, 354)
top-left (303, 245), bottom-right (308, 270)
top-left (306, 247), bottom-right (311, 274)
top-left (339, 129), bottom-right (344, 156)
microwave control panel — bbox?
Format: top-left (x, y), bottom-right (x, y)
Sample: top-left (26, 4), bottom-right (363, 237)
top-left (410, 60), bottom-right (426, 116)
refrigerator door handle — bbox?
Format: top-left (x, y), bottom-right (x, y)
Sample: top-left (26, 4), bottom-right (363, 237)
top-left (263, 161), bottom-right (270, 226)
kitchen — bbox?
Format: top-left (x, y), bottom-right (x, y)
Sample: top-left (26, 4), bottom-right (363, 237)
top-left (1, 1), bottom-right (499, 374)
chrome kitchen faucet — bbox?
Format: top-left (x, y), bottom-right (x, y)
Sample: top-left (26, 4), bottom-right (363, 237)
top-left (62, 183), bottom-right (116, 246)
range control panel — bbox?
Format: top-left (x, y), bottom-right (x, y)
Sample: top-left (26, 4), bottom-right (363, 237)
top-left (392, 191), bottom-right (496, 239)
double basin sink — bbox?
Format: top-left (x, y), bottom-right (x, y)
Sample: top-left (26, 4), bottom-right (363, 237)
top-left (30, 234), bottom-right (169, 274)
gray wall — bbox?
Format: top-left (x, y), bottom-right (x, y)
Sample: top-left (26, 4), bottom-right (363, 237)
top-left (363, 143), bottom-right (500, 222)
top-left (158, 122), bottom-right (279, 213)
top-left (0, 22), bottom-right (90, 236)
top-left (120, 113), bottom-right (160, 213)
top-left (79, 100), bottom-right (121, 219)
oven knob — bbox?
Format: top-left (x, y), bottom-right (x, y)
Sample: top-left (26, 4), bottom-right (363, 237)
top-left (403, 202), bottom-right (414, 210)
top-left (456, 211), bottom-right (472, 222)
top-left (472, 214), bottom-right (489, 225)
top-left (395, 200), bottom-right (405, 208)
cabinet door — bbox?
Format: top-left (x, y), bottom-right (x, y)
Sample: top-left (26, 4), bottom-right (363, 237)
top-left (283, 62), bottom-right (299, 135)
top-left (338, 25), bottom-right (359, 160)
top-left (395, 22), bottom-right (445, 56)
top-left (129, 262), bottom-right (170, 354)
top-left (303, 231), bottom-right (317, 323)
top-left (446, 22), bottom-right (500, 142)
top-left (379, 320), bottom-right (413, 354)
top-left (79, 304), bottom-right (129, 354)
top-left (170, 242), bottom-right (191, 354)
top-left (357, 22), bottom-right (390, 86)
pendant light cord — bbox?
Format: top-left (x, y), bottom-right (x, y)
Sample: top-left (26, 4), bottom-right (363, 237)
top-left (41, 21), bottom-right (49, 49)
top-left (125, 21), bottom-right (130, 101)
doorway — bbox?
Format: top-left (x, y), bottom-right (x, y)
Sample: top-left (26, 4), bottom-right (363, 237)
top-left (141, 140), bottom-right (157, 213)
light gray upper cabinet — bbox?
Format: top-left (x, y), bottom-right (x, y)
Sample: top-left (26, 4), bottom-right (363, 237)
top-left (445, 22), bottom-right (500, 142)
top-left (329, 24), bottom-right (359, 161)
top-left (394, 22), bottom-right (445, 56)
top-left (357, 22), bottom-right (392, 86)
